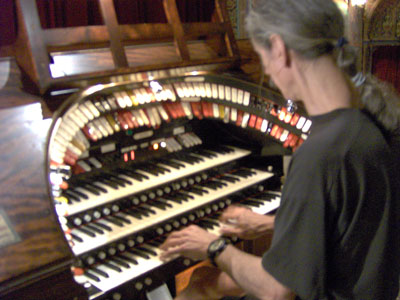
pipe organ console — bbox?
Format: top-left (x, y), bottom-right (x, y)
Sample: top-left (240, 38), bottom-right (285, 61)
top-left (46, 69), bottom-right (311, 300)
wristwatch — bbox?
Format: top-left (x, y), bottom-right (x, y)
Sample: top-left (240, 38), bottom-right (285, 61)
top-left (207, 238), bottom-right (230, 267)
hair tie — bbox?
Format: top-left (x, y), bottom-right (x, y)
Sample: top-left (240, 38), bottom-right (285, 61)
top-left (336, 37), bottom-right (348, 48)
top-left (352, 72), bottom-right (366, 87)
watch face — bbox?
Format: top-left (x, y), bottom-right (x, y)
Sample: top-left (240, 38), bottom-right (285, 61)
top-left (210, 239), bottom-right (225, 251)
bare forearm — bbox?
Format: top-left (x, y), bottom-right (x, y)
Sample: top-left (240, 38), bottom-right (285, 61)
top-left (215, 245), bottom-right (293, 300)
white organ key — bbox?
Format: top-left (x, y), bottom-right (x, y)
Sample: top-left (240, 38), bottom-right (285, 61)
top-left (174, 83), bottom-right (185, 98)
top-left (79, 104), bottom-right (94, 121)
top-left (211, 83), bottom-right (219, 99)
top-left (181, 102), bottom-right (193, 119)
top-left (218, 85), bottom-right (225, 100)
top-left (225, 86), bottom-right (231, 102)
top-left (230, 108), bottom-right (237, 122)
top-left (78, 192), bottom-right (280, 299)
top-left (194, 83), bottom-right (202, 97)
top-left (133, 90), bottom-right (145, 105)
top-left (296, 116), bottom-right (306, 129)
top-left (69, 168), bottom-right (274, 256)
top-left (138, 109), bottom-right (150, 127)
top-left (146, 108), bottom-right (157, 128)
top-left (114, 92), bottom-right (127, 109)
top-left (93, 119), bottom-right (109, 138)
top-left (131, 110), bottom-right (144, 127)
top-left (243, 91), bottom-right (251, 106)
top-left (151, 107), bottom-right (162, 126)
top-left (199, 83), bottom-right (206, 98)
top-left (261, 119), bottom-right (269, 133)
top-left (212, 103), bottom-right (219, 118)
top-left (241, 112), bottom-right (250, 128)
top-left (231, 88), bottom-right (238, 103)
top-left (121, 91), bottom-right (133, 107)
top-left (205, 83), bottom-right (212, 98)
top-left (64, 146), bottom-right (251, 216)
top-left (302, 119), bottom-right (312, 132)
top-left (237, 89), bottom-right (244, 105)
top-left (88, 157), bottom-right (102, 168)
top-left (85, 101), bottom-right (100, 118)
top-left (223, 106), bottom-right (230, 123)
top-left (140, 88), bottom-right (152, 103)
top-left (156, 105), bottom-right (170, 122)
top-left (186, 83), bottom-right (196, 97)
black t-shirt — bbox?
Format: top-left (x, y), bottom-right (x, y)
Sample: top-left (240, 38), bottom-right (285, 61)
top-left (262, 108), bottom-right (400, 300)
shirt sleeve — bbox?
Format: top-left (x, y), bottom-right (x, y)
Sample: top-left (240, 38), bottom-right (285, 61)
top-left (262, 148), bottom-right (334, 300)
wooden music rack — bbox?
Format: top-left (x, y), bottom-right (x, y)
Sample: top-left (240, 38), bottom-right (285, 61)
top-left (14, 0), bottom-right (241, 97)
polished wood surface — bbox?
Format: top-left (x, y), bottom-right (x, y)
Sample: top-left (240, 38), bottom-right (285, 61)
top-left (14, 0), bottom-right (241, 96)
top-left (0, 103), bottom-right (86, 299)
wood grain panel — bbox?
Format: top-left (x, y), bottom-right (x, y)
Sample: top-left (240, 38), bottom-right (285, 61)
top-left (0, 104), bottom-right (74, 295)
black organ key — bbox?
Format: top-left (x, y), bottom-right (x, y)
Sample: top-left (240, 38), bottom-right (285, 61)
top-left (211, 145), bottom-right (234, 154)
top-left (96, 177), bottom-right (119, 189)
top-left (158, 159), bottom-right (184, 169)
top-left (136, 246), bottom-right (157, 256)
top-left (203, 217), bottom-right (220, 226)
top-left (197, 220), bottom-right (215, 230)
top-left (147, 240), bottom-right (161, 247)
top-left (117, 168), bottom-right (145, 181)
top-left (84, 271), bottom-right (101, 282)
top-left (160, 196), bottom-right (182, 204)
top-left (113, 214), bottom-right (132, 224)
top-left (202, 181), bottom-right (222, 190)
top-left (94, 221), bottom-right (113, 231)
top-left (189, 186), bottom-right (209, 195)
top-left (71, 189), bottom-right (89, 199)
top-left (155, 199), bottom-right (173, 207)
top-left (124, 209), bottom-right (143, 220)
top-left (104, 216), bottom-right (125, 227)
top-left (104, 175), bottom-right (127, 187)
top-left (145, 164), bottom-right (167, 174)
top-left (74, 184), bottom-right (101, 196)
top-left (129, 248), bottom-right (150, 259)
top-left (150, 163), bottom-right (171, 173)
top-left (141, 205), bottom-right (157, 215)
top-left (219, 175), bottom-right (240, 183)
top-left (135, 166), bottom-right (160, 176)
top-left (131, 207), bottom-right (150, 217)
top-left (148, 201), bottom-right (167, 210)
top-left (70, 233), bottom-right (83, 243)
top-left (64, 190), bottom-right (79, 202)
top-left (89, 182), bottom-right (108, 193)
top-left (103, 262), bottom-right (122, 272)
top-left (86, 224), bottom-right (104, 234)
top-left (91, 267), bottom-right (109, 278)
top-left (193, 149), bottom-right (218, 158)
top-left (231, 169), bottom-right (255, 178)
top-left (77, 227), bottom-right (96, 237)
top-left (176, 191), bottom-right (194, 201)
top-left (242, 199), bottom-right (262, 207)
top-left (111, 257), bottom-right (131, 268)
top-left (108, 172), bottom-right (132, 185)
top-left (118, 253), bottom-right (138, 265)
top-left (172, 154), bottom-right (195, 165)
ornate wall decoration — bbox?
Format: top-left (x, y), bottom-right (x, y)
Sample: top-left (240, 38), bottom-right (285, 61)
top-left (226, 0), bottom-right (252, 39)
top-left (396, 6), bottom-right (400, 38)
top-left (368, 2), bottom-right (399, 40)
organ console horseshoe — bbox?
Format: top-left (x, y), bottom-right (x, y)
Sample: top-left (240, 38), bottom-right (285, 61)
top-left (45, 68), bottom-right (312, 299)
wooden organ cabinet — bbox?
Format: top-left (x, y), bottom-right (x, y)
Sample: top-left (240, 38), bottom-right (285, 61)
top-left (46, 71), bottom-right (311, 300)
top-left (0, 0), bottom-right (313, 299)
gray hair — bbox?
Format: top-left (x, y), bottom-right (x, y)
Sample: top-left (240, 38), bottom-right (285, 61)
top-left (246, 0), bottom-right (400, 140)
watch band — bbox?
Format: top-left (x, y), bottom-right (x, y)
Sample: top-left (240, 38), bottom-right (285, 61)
top-left (207, 238), bottom-right (229, 267)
